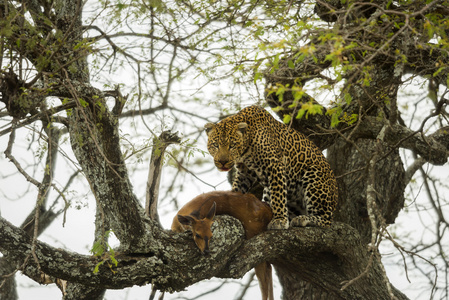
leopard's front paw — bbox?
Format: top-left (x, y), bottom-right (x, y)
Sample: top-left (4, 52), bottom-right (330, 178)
top-left (267, 218), bottom-right (289, 230)
top-left (290, 216), bottom-right (309, 227)
top-left (290, 215), bottom-right (331, 228)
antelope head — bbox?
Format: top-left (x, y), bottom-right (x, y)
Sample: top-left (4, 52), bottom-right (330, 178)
top-left (177, 202), bottom-right (216, 255)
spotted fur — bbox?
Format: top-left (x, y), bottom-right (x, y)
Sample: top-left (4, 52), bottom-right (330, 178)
top-left (204, 105), bottom-right (338, 229)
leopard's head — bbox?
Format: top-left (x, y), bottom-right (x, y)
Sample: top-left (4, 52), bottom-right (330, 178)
top-left (204, 121), bottom-right (248, 172)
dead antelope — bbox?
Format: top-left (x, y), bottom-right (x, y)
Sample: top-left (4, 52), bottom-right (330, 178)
top-left (171, 191), bottom-right (274, 300)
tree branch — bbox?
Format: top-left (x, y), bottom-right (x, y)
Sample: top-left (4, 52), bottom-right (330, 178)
top-left (0, 216), bottom-right (408, 299)
top-left (353, 118), bottom-right (448, 165)
top-left (0, 216), bottom-right (245, 291)
top-left (146, 130), bottom-right (181, 223)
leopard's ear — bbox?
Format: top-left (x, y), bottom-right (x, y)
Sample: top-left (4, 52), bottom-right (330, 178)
top-left (237, 122), bottom-right (247, 135)
top-left (204, 123), bottom-right (215, 135)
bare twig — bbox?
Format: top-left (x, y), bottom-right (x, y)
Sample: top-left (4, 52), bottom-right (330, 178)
top-left (4, 124), bottom-right (41, 187)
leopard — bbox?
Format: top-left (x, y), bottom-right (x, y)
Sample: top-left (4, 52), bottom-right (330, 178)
top-left (204, 105), bottom-right (338, 230)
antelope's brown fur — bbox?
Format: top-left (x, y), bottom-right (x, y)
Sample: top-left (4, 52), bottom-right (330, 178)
top-left (171, 191), bottom-right (274, 300)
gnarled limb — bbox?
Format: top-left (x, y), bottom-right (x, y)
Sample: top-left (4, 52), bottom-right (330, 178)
top-left (0, 216), bottom-right (408, 299)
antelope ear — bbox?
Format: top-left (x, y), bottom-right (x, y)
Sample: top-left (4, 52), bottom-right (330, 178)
top-left (206, 202), bottom-right (216, 220)
top-left (204, 123), bottom-right (215, 135)
top-left (237, 122), bottom-right (247, 134)
top-left (178, 214), bottom-right (195, 225)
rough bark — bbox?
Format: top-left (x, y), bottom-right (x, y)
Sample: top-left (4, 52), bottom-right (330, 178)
top-left (0, 215), bottom-right (244, 291)
top-left (0, 215), bottom-right (409, 299)
top-left (263, 27), bottom-right (433, 296)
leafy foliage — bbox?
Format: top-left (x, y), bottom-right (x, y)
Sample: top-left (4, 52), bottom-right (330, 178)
top-left (90, 231), bottom-right (118, 274)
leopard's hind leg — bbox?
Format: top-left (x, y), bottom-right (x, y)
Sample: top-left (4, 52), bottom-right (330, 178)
top-left (290, 168), bottom-right (336, 228)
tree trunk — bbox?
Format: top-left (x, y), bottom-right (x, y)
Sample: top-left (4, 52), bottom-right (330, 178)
top-left (266, 58), bottom-right (408, 298)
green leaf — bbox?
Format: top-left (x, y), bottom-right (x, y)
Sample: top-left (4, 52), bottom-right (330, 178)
top-left (110, 255), bottom-right (118, 267)
top-left (273, 53), bottom-right (280, 68)
top-left (296, 108), bottom-right (306, 119)
top-left (349, 114), bottom-right (358, 124)
top-left (283, 114), bottom-right (291, 124)
top-left (254, 72), bottom-right (262, 83)
top-left (93, 261), bottom-right (105, 274)
top-left (331, 112), bottom-right (340, 127)
top-left (344, 93), bottom-right (353, 104)
top-left (433, 67), bottom-right (444, 77)
top-left (275, 84), bottom-right (286, 103)
top-left (309, 104), bottom-right (323, 115)
top-left (79, 98), bottom-right (89, 107)
top-left (91, 241), bottom-right (105, 257)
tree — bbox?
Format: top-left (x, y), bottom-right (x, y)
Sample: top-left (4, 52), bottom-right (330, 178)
top-left (0, 0), bottom-right (448, 299)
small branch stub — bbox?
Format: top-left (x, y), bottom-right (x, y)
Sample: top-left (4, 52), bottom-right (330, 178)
top-left (146, 131), bottom-right (181, 224)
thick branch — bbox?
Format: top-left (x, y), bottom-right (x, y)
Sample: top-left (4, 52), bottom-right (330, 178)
top-left (226, 223), bottom-right (408, 300)
top-left (264, 102), bottom-right (449, 165)
top-left (354, 118), bottom-right (449, 165)
top-left (0, 216), bottom-right (244, 292)
top-left (0, 216), bottom-right (407, 299)
top-left (67, 97), bottom-right (150, 250)
top-left (404, 45), bottom-right (449, 88)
